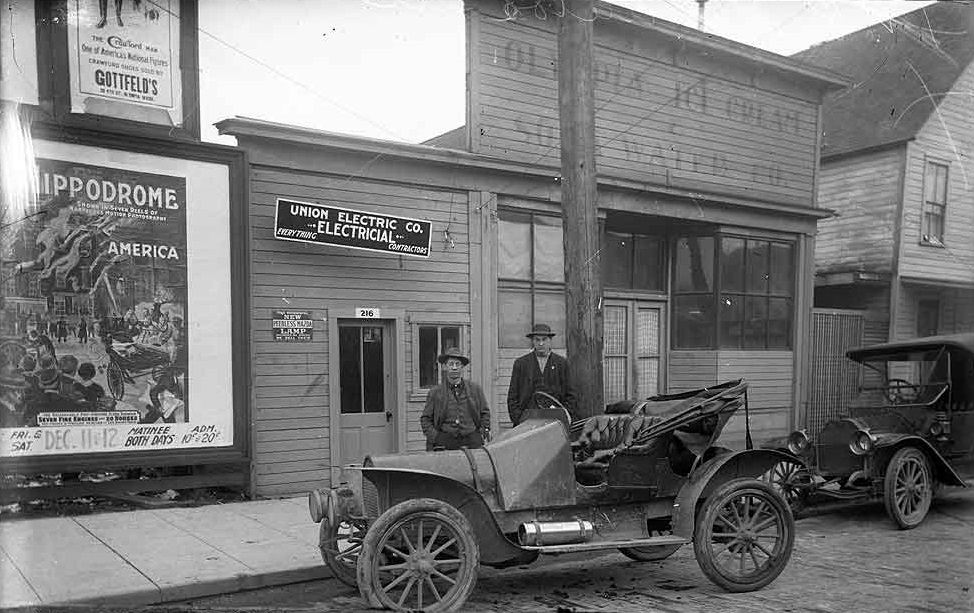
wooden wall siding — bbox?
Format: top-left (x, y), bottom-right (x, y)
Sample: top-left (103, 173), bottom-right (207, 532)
top-left (898, 61), bottom-right (974, 286)
top-left (249, 167), bottom-right (471, 496)
top-left (893, 284), bottom-right (920, 341)
top-left (815, 285), bottom-right (890, 347)
top-left (469, 8), bottom-right (820, 206)
top-left (815, 147), bottom-right (902, 275)
top-left (668, 351), bottom-right (718, 392)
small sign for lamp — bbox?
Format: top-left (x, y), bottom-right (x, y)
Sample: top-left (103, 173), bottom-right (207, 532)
top-left (273, 198), bottom-right (433, 258)
top-left (273, 310), bottom-right (313, 342)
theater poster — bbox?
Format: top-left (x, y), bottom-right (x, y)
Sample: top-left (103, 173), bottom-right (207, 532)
top-left (0, 140), bottom-right (233, 456)
top-left (67, 0), bottom-right (183, 126)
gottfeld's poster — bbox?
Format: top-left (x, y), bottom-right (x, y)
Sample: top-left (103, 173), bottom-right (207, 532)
top-left (68, 0), bottom-right (183, 126)
top-left (0, 158), bottom-right (226, 456)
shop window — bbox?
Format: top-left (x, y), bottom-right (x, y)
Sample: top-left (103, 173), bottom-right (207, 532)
top-left (498, 210), bottom-right (567, 349)
top-left (673, 235), bottom-right (794, 350)
top-left (672, 236), bottom-right (715, 348)
top-left (415, 324), bottom-right (463, 390)
top-left (922, 161), bottom-right (947, 245)
top-left (603, 231), bottom-right (664, 291)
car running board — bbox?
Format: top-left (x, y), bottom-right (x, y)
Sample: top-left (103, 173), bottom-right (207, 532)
top-left (521, 534), bottom-right (689, 554)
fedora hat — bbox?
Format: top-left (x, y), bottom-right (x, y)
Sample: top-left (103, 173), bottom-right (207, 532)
top-left (526, 323), bottom-right (556, 338)
top-left (437, 346), bottom-right (470, 366)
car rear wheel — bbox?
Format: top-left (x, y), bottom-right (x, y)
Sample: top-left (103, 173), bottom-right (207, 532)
top-left (693, 478), bottom-right (794, 592)
top-left (319, 513), bottom-right (367, 588)
top-left (357, 498), bottom-right (479, 612)
top-left (884, 447), bottom-right (933, 529)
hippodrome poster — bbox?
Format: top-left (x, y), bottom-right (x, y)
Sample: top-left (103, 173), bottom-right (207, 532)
top-left (0, 153), bottom-right (231, 456)
top-left (67, 0), bottom-right (183, 125)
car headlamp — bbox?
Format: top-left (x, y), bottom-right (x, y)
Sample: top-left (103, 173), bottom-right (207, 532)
top-left (849, 430), bottom-right (876, 456)
top-left (308, 489), bottom-right (325, 523)
top-left (787, 430), bottom-right (810, 455)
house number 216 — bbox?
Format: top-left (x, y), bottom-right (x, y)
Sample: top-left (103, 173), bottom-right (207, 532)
top-left (355, 308), bottom-right (380, 318)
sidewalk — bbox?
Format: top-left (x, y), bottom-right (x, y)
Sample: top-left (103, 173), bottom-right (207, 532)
top-left (0, 496), bottom-right (330, 609)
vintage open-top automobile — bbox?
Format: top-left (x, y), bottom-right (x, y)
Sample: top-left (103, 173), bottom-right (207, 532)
top-left (763, 333), bottom-right (973, 529)
top-left (309, 379), bottom-right (799, 612)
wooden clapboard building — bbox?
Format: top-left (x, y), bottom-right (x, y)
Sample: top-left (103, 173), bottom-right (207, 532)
top-left (795, 3), bottom-right (974, 346)
top-left (219, 0), bottom-right (845, 496)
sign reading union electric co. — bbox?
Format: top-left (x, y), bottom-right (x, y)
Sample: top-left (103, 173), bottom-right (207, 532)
top-left (274, 198), bottom-right (432, 258)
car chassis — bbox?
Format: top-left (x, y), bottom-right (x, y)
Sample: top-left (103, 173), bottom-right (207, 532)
top-left (310, 379), bottom-right (797, 612)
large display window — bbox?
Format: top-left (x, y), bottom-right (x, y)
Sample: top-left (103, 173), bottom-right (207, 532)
top-left (0, 139), bottom-right (238, 458)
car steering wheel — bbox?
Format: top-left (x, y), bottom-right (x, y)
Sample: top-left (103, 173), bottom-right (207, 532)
top-left (532, 390), bottom-right (566, 411)
top-left (885, 378), bottom-right (920, 403)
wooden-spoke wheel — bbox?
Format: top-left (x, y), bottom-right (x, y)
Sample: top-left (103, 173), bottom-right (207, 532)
top-left (884, 447), bottom-right (933, 529)
top-left (760, 459), bottom-right (810, 514)
top-left (319, 515), bottom-right (367, 587)
top-left (357, 498), bottom-right (479, 612)
top-left (620, 528), bottom-right (682, 562)
top-left (694, 478), bottom-right (794, 592)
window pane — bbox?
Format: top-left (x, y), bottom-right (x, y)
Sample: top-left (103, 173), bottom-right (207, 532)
top-left (534, 216), bottom-right (565, 283)
top-left (535, 291), bottom-right (566, 350)
top-left (603, 231), bottom-right (632, 289)
top-left (498, 290), bottom-right (531, 348)
top-left (720, 294), bottom-right (744, 348)
top-left (339, 327), bottom-right (362, 414)
top-left (673, 295), bottom-right (715, 349)
top-left (720, 237), bottom-right (745, 293)
top-left (925, 162), bottom-right (947, 204)
top-left (498, 217), bottom-right (530, 279)
top-left (604, 304), bottom-right (628, 355)
top-left (768, 297), bottom-right (792, 348)
top-left (936, 165), bottom-right (947, 203)
top-left (633, 236), bottom-right (663, 291)
top-left (362, 327), bottom-right (384, 413)
top-left (746, 240), bottom-right (769, 293)
top-left (674, 236), bottom-right (713, 292)
top-left (744, 296), bottom-right (768, 349)
top-left (635, 307), bottom-right (659, 355)
top-left (441, 326), bottom-right (460, 352)
top-left (769, 242), bottom-right (794, 295)
top-left (917, 300), bottom-right (939, 337)
top-left (419, 326), bottom-right (438, 388)
top-left (604, 357), bottom-right (627, 404)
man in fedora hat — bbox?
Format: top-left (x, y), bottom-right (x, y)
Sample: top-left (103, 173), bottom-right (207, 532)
top-left (507, 323), bottom-right (577, 426)
top-left (420, 347), bottom-right (491, 451)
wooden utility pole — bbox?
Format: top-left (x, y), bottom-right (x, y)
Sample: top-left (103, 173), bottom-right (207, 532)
top-left (558, 0), bottom-right (603, 419)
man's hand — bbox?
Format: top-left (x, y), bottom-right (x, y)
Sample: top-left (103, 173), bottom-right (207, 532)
top-left (482, 427), bottom-right (491, 443)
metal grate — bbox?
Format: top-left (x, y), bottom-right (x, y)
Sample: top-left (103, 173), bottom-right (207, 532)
top-left (362, 477), bottom-right (379, 519)
top-left (807, 309), bottom-right (864, 435)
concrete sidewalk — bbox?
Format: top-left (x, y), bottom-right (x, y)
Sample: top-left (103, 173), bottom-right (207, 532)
top-left (0, 497), bottom-right (330, 609)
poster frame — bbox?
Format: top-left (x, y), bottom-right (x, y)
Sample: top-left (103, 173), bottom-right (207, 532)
top-left (0, 124), bottom-right (249, 474)
top-left (33, 0), bottom-right (201, 140)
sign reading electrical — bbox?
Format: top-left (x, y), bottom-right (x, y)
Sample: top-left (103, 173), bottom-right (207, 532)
top-left (273, 198), bottom-right (432, 258)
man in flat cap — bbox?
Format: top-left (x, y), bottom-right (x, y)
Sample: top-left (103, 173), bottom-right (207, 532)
top-left (507, 323), bottom-right (577, 426)
top-left (421, 347), bottom-right (491, 451)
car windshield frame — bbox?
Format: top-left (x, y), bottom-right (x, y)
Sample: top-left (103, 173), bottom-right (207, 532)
top-left (854, 345), bottom-right (951, 408)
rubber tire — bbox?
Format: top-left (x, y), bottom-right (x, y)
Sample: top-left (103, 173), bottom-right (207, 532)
top-left (319, 517), bottom-right (364, 588)
top-left (357, 498), bottom-right (479, 612)
top-left (107, 361), bottom-right (125, 400)
top-left (693, 478), bottom-right (795, 593)
top-left (619, 544), bottom-right (682, 562)
top-left (883, 447), bottom-right (933, 530)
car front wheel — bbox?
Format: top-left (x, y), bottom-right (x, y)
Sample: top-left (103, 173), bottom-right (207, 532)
top-left (357, 498), bottom-right (479, 612)
top-left (693, 478), bottom-right (795, 592)
top-left (883, 447), bottom-right (933, 529)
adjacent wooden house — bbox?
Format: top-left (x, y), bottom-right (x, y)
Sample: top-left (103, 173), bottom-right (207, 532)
top-left (796, 3), bottom-right (974, 344)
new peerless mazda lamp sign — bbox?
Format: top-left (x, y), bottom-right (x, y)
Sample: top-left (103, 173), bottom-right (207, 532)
top-left (274, 198), bottom-right (432, 258)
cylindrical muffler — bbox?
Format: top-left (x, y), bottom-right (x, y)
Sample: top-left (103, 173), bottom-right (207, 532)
top-left (518, 520), bottom-right (594, 546)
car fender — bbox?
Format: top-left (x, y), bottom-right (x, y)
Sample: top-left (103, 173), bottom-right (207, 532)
top-left (359, 467), bottom-right (535, 566)
top-left (670, 448), bottom-right (796, 539)
top-left (872, 434), bottom-right (967, 487)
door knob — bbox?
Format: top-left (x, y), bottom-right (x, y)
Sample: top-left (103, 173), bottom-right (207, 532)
top-left (385, 411), bottom-right (393, 422)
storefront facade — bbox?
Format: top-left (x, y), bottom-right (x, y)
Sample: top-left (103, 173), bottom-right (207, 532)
top-left (220, 0), bottom-right (844, 496)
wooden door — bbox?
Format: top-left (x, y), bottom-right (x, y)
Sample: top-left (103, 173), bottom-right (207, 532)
top-left (337, 320), bottom-right (396, 465)
top-left (603, 299), bottom-right (664, 403)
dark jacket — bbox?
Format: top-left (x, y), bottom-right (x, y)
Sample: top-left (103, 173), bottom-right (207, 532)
top-left (507, 351), bottom-right (576, 425)
top-left (421, 379), bottom-right (490, 444)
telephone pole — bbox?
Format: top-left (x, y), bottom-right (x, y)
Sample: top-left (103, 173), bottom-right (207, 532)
top-left (558, 0), bottom-right (603, 419)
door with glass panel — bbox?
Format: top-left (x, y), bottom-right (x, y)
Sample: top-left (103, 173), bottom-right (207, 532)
top-left (603, 300), bottom-right (665, 404)
top-left (338, 320), bottom-right (396, 465)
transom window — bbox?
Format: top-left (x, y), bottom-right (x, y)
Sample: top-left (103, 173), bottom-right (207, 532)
top-left (497, 210), bottom-right (566, 349)
top-left (922, 161), bottom-right (948, 245)
top-left (602, 231), bottom-right (665, 292)
top-left (672, 235), bottom-right (794, 349)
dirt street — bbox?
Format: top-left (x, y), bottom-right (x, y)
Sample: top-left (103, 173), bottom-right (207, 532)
top-left (169, 488), bottom-right (974, 613)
